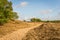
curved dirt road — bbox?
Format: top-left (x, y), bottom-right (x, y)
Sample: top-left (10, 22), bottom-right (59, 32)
top-left (0, 23), bottom-right (43, 40)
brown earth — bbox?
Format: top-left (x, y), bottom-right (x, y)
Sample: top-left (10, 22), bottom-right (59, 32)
top-left (22, 23), bottom-right (60, 40)
top-left (0, 20), bottom-right (42, 38)
top-left (0, 22), bottom-right (43, 40)
top-left (0, 21), bottom-right (60, 40)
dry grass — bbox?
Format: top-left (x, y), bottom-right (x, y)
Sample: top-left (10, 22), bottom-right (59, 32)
top-left (0, 20), bottom-right (41, 38)
top-left (0, 22), bottom-right (60, 40)
top-left (0, 22), bottom-right (42, 40)
top-left (0, 20), bottom-right (27, 37)
top-left (22, 23), bottom-right (60, 40)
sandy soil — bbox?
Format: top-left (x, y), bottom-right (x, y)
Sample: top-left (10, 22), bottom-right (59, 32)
top-left (22, 23), bottom-right (60, 40)
top-left (0, 23), bottom-right (43, 40)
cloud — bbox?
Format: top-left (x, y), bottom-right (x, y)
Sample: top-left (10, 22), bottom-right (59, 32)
top-left (8, 0), bottom-right (11, 1)
top-left (17, 2), bottom-right (28, 7)
top-left (55, 12), bottom-right (60, 20)
top-left (20, 2), bottom-right (28, 7)
top-left (40, 9), bottom-right (53, 14)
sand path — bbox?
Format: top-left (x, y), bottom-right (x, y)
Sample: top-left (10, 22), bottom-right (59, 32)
top-left (0, 23), bottom-right (43, 40)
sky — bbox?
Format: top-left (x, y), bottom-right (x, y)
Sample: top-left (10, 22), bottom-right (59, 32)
top-left (8, 0), bottom-right (60, 21)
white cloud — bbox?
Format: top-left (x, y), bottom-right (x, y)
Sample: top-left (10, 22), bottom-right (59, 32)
top-left (20, 2), bottom-right (28, 7)
top-left (40, 9), bottom-right (53, 14)
top-left (8, 0), bottom-right (11, 1)
top-left (17, 2), bottom-right (28, 7)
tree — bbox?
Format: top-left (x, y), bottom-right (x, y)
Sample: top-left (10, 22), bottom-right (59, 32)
top-left (0, 0), bottom-right (18, 25)
top-left (30, 18), bottom-right (41, 22)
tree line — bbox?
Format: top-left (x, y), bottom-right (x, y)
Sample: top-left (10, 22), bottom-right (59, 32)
top-left (24, 18), bottom-right (60, 23)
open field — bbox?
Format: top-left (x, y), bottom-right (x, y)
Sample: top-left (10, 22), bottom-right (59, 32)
top-left (23, 23), bottom-right (60, 40)
top-left (0, 21), bottom-right (60, 40)
top-left (0, 0), bottom-right (60, 40)
top-left (0, 23), bottom-right (43, 40)
top-left (0, 20), bottom-right (42, 38)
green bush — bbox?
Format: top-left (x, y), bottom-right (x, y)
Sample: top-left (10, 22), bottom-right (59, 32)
top-left (30, 18), bottom-right (41, 22)
top-left (0, 0), bottom-right (18, 25)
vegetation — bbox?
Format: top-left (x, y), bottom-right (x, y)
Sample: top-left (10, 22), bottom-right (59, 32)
top-left (30, 18), bottom-right (60, 23)
top-left (0, 0), bottom-right (18, 25)
top-left (30, 18), bottom-right (41, 22)
top-left (42, 20), bottom-right (60, 23)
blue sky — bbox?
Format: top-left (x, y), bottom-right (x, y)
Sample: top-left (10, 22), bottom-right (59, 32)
top-left (8, 0), bottom-right (60, 20)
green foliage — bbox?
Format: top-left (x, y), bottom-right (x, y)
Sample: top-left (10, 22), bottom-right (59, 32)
top-left (48, 20), bottom-right (60, 23)
top-left (42, 20), bottom-right (60, 23)
top-left (30, 18), bottom-right (41, 22)
top-left (23, 20), bottom-right (26, 22)
top-left (0, 0), bottom-right (18, 25)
